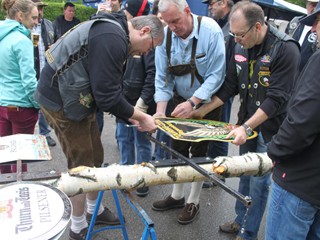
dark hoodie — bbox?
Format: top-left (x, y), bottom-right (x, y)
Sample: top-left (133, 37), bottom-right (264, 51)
top-left (35, 13), bottom-right (134, 121)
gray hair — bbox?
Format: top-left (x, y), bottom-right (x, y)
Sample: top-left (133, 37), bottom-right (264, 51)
top-left (230, 1), bottom-right (265, 27)
top-left (129, 15), bottom-right (164, 39)
top-left (158, 0), bottom-right (188, 13)
top-left (2, 0), bottom-right (35, 19)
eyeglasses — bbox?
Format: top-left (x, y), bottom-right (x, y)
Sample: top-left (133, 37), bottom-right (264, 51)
top-left (150, 34), bottom-right (155, 51)
top-left (229, 24), bottom-right (254, 39)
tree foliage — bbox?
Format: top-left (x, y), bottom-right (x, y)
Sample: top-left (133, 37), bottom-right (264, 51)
top-left (0, 1), bottom-right (96, 21)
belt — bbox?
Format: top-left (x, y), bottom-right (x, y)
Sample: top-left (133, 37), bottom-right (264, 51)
top-left (6, 106), bottom-right (20, 111)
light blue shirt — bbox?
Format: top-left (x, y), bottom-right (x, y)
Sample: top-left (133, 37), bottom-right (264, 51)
top-left (154, 14), bottom-right (226, 104)
top-left (0, 19), bottom-right (39, 109)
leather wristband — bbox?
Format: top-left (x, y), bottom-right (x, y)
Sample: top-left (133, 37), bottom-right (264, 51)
top-left (187, 98), bottom-right (196, 110)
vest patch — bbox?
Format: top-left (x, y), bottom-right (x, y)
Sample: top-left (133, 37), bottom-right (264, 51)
top-left (79, 92), bottom-right (93, 108)
top-left (235, 54), bottom-right (247, 62)
top-left (258, 71), bottom-right (271, 87)
top-left (261, 54), bottom-right (272, 63)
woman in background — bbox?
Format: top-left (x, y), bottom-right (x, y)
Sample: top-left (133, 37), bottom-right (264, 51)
top-left (0, 0), bottom-right (39, 173)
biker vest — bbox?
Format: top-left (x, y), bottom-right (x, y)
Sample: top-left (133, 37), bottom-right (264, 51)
top-left (45, 18), bottom-right (124, 121)
top-left (235, 24), bottom-right (298, 125)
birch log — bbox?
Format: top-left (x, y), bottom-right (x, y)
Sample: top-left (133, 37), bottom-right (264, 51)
top-left (40, 152), bottom-right (272, 197)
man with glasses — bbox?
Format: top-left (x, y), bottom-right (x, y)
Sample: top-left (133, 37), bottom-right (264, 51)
top-left (152, 0), bottom-right (225, 225)
top-left (35, 14), bottom-right (164, 239)
top-left (116, 0), bottom-right (155, 197)
top-left (189, 2), bottom-right (300, 239)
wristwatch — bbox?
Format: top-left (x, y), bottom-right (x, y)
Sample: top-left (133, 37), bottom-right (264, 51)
top-left (242, 123), bottom-right (253, 136)
top-left (187, 98), bottom-right (197, 110)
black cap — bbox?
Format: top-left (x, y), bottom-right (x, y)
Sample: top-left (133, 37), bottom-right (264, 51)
top-left (300, 1), bottom-right (320, 26)
top-left (125, 0), bottom-right (150, 17)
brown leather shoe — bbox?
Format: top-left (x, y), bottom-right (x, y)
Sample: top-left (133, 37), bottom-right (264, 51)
top-left (177, 203), bottom-right (200, 225)
top-left (152, 195), bottom-right (185, 211)
top-left (86, 207), bottom-right (120, 225)
top-left (219, 221), bottom-right (240, 234)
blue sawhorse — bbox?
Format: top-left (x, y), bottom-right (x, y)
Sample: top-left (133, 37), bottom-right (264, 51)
top-left (86, 189), bottom-right (157, 240)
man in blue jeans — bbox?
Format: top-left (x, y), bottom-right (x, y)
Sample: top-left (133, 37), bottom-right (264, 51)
top-left (266, 3), bottom-right (320, 239)
top-left (190, 2), bottom-right (300, 239)
top-left (116, 0), bottom-right (154, 197)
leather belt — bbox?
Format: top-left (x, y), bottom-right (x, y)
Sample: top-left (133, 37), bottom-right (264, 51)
top-left (6, 106), bottom-right (20, 111)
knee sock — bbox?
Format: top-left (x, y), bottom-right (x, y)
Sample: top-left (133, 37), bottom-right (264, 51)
top-left (86, 198), bottom-right (104, 215)
top-left (187, 181), bottom-right (203, 205)
top-left (71, 214), bottom-right (88, 233)
top-left (171, 183), bottom-right (185, 200)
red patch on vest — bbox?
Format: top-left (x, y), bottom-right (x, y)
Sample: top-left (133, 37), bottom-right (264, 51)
top-left (282, 172), bottom-right (286, 178)
top-left (234, 54), bottom-right (247, 62)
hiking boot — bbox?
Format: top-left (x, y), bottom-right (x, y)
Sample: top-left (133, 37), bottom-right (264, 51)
top-left (136, 186), bottom-right (149, 197)
top-left (177, 203), bottom-right (200, 225)
top-left (152, 195), bottom-right (185, 211)
top-left (86, 207), bottom-right (120, 225)
top-left (69, 227), bottom-right (88, 240)
top-left (219, 221), bottom-right (240, 234)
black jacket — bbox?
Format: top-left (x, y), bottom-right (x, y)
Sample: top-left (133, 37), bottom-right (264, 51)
top-left (53, 15), bottom-right (80, 41)
top-left (122, 50), bottom-right (156, 115)
top-left (268, 50), bottom-right (320, 208)
top-left (216, 25), bottom-right (300, 142)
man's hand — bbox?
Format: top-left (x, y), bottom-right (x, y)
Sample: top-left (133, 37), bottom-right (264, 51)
top-left (171, 101), bottom-right (193, 118)
top-left (138, 114), bottom-right (157, 132)
top-left (129, 113), bottom-right (157, 133)
top-left (226, 125), bottom-right (248, 145)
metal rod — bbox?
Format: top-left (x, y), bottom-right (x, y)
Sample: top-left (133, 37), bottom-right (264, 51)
top-left (146, 134), bottom-right (252, 207)
top-left (126, 124), bottom-right (139, 128)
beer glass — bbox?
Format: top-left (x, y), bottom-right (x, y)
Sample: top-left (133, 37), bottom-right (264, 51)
top-left (32, 33), bottom-right (40, 47)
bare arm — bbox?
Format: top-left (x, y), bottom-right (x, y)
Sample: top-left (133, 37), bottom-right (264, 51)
top-left (187, 95), bottom-right (224, 119)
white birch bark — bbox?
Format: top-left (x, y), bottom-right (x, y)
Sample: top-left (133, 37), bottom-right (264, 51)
top-left (39, 152), bottom-right (272, 196)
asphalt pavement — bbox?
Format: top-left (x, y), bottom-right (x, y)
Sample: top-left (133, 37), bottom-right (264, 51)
top-left (28, 98), bottom-right (267, 240)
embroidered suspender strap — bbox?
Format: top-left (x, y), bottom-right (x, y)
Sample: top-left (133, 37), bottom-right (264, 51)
top-left (165, 26), bottom-right (172, 86)
top-left (190, 16), bottom-right (204, 87)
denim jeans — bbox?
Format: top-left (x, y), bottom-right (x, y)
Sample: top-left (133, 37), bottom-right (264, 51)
top-left (266, 182), bottom-right (320, 240)
top-left (38, 110), bottom-right (51, 136)
top-left (96, 109), bottom-right (104, 134)
top-left (116, 122), bottom-right (152, 165)
top-left (207, 97), bottom-right (233, 158)
top-left (153, 129), bottom-right (172, 160)
top-left (234, 132), bottom-right (271, 240)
